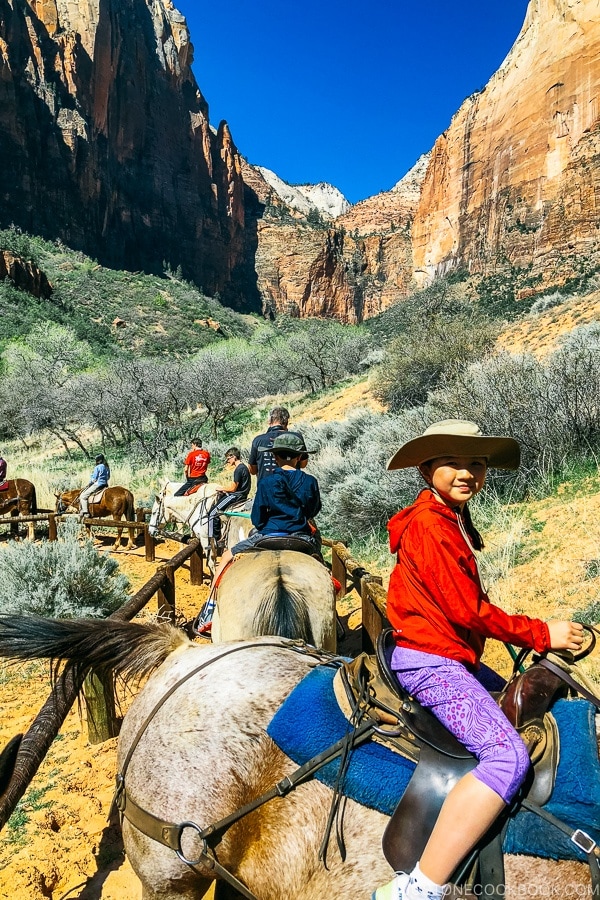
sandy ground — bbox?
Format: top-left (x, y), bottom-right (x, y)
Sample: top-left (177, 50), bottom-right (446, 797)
top-left (497, 288), bottom-right (600, 357)
top-left (0, 536), bottom-right (211, 900)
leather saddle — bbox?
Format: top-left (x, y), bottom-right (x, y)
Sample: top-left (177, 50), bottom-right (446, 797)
top-left (337, 629), bottom-right (564, 878)
top-left (242, 534), bottom-right (317, 555)
top-left (0, 480), bottom-right (8, 492)
top-left (89, 487), bottom-right (107, 505)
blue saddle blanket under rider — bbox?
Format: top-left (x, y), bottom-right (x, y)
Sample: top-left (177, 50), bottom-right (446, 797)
top-left (266, 665), bottom-right (600, 862)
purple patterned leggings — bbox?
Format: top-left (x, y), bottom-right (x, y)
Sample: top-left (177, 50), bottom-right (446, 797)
top-left (391, 647), bottom-right (530, 803)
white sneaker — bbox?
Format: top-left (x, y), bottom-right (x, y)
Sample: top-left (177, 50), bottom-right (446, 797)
top-left (372, 872), bottom-right (410, 900)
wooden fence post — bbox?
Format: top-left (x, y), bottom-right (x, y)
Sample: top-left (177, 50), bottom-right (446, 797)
top-left (331, 542), bottom-right (347, 599)
top-left (82, 672), bottom-right (120, 744)
top-left (47, 514), bottom-right (57, 542)
top-left (136, 508), bottom-right (146, 543)
top-left (144, 525), bottom-right (155, 562)
top-left (157, 564), bottom-right (176, 623)
top-left (189, 542), bottom-right (204, 585)
top-left (360, 574), bottom-right (384, 655)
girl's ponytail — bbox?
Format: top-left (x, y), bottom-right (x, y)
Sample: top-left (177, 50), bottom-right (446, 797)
top-left (462, 503), bottom-right (484, 551)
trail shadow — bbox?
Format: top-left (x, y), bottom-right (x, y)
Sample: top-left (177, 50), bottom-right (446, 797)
top-left (336, 611), bottom-right (363, 657)
top-left (75, 806), bottom-right (126, 900)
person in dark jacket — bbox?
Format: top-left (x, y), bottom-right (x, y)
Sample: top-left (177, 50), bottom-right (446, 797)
top-left (209, 433), bottom-right (320, 585)
top-left (373, 420), bottom-right (584, 900)
top-left (207, 447), bottom-right (251, 544)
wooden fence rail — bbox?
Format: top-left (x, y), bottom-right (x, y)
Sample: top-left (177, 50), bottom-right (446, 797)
top-left (325, 538), bottom-right (390, 653)
top-left (0, 537), bottom-right (206, 830)
top-left (0, 508), bottom-right (159, 560)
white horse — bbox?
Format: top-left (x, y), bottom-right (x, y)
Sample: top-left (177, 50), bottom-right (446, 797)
top-left (211, 549), bottom-right (337, 651)
top-left (222, 505), bottom-right (253, 551)
top-left (148, 481), bottom-right (221, 560)
top-left (0, 618), bottom-right (592, 900)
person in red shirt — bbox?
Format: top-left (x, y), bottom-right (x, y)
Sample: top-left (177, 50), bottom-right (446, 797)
top-left (174, 438), bottom-right (211, 496)
top-left (373, 419), bottom-right (584, 900)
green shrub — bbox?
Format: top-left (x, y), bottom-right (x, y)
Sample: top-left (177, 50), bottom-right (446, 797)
top-left (0, 521), bottom-right (130, 617)
top-left (372, 310), bottom-right (499, 411)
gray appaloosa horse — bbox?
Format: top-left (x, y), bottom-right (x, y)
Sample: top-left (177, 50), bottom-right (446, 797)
top-left (0, 617), bottom-right (591, 900)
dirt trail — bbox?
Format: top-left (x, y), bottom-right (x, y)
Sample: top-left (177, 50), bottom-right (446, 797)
top-left (0, 537), bottom-right (210, 900)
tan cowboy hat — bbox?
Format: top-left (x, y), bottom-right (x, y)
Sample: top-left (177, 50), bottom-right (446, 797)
top-left (387, 419), bottom-right (520, 471)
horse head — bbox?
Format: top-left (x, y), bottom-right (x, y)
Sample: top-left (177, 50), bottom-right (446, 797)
top-left (55, 490), bottom-right (78, 514)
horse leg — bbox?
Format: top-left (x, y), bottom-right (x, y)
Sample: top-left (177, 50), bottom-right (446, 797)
top-left (126, 522), bottom-right (136, 551)
top-left (9, 510), bottom-right (19, 539)
top-left (114, 524), bottom-right (123, 550)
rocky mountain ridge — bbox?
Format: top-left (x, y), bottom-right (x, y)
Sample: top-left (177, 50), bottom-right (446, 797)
top-left (248, 0), bottom-right (600, 320)
top-left (255, 167), bottom-right (350, 220)
top-left (1, 0), bottom-right (598, 323)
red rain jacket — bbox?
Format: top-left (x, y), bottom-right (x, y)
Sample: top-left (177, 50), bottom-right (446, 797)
top-left (386, 490), bottom-right (550, 669)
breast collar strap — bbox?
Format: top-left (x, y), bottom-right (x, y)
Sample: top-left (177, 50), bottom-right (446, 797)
top-left (111, 639), bottom-right (349, 899)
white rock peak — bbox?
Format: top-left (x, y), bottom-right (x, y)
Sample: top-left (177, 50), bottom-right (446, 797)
top-left (391, 153), bottom-right (431, 202)
top-left (256, 166), bottom-right (350, 219)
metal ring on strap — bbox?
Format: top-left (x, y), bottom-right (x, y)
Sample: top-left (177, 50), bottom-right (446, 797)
top-left (175, 821), bottom-right (208, 866)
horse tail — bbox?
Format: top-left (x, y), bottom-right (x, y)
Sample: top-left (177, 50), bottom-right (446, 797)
top-left (0, 616), bottom-right (189, 685)
top-left (30, 484), bottom-right (38, 515)
top-left (126, 491), bottom-right (135, 523)
top-left (253, 577), bottom-right (315, 645)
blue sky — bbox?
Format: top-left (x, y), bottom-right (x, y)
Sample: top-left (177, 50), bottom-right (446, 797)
top-left (175, 1), bottom-right (530, 205)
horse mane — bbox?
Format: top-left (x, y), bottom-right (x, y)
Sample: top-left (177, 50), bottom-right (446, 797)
top-left (0, 616), bottom-right (190, 687)
top-left (253, 575), bottom-right (315, 645)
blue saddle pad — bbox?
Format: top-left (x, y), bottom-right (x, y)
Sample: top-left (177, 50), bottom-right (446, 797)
top-left (267, 666), bottom-right (600, 862)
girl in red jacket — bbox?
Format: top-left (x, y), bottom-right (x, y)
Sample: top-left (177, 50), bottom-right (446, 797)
top-left (373, 419), bottom-right (584, 900)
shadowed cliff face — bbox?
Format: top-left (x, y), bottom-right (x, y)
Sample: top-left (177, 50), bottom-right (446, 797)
top-left (1, 0), bottom-right (597, 322)
top-left (0, 0), bottom-right (258, 308)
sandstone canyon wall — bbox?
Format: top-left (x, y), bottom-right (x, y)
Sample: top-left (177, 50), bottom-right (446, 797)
top-left (251, 0), bottom-right (600, 319)
top-left (242, 156), bottom-right (427, 322)
top-left (411, 0), bottom-right (600, 290)
top-left (1, 0), bottom-right (598, 322)
top-left (0, 0), bottom-right (256, 308)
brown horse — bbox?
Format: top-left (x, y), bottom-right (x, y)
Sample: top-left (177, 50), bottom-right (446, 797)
top-left (55, 487), bottom-right (137, 550)
top-left (0, 479), bottom-right (37, 540)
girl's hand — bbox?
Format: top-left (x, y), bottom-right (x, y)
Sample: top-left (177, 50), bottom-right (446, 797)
top-left (546, 620), bottom-right (585, 651)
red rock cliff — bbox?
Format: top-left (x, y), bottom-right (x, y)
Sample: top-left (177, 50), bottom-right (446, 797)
top-left (0, 0), bottom-right (255, 307)
top-left (412, 0), bottom-right (600, 289)
top-left (246, 0), bottom-right (600, 320)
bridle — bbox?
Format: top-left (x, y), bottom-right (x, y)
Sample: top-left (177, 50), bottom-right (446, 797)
top-left (55, 490), bottom-right (80, 515)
